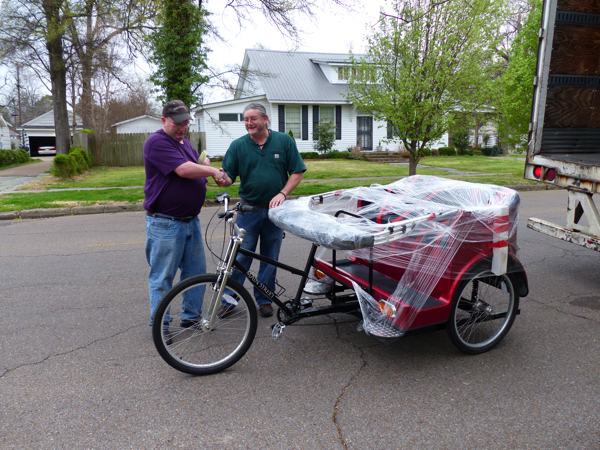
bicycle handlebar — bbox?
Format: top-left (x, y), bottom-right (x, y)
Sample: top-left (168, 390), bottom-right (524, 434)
top-left (215, 192), bottom-right (257, 220)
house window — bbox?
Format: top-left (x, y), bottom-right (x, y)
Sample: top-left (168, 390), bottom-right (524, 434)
top-left (337, 66), bottom-right (350, 81)
top-left (219, 113), bottom-right (239, 122)
top-left (285, 105), bottom-right (301, 138)
top-left (319, 106), bottom-right (335, 131)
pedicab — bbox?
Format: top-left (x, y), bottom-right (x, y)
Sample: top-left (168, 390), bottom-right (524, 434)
top-left (153, 175), bottom-right (528, 375)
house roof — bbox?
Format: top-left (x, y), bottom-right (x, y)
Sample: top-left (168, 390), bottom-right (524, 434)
top-left (20, 109), bottom-right (82, 129)
top-left (111, 114), bottom-right (161, 127)
top-left (235, 49), bottom-right (364, 103)
top-left (198, 94), bottom-right (267, 111)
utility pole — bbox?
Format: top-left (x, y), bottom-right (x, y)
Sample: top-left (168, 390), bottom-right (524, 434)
top-left (15, 64), bottom-right (23, 127)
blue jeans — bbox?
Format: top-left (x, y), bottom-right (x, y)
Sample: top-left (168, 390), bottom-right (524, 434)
top-left (230, 208), bottom-right (283, 306)
top-left (145, 215), bottom-right (206, 324)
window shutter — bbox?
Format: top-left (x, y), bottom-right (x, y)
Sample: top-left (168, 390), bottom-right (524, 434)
top-left (278, 105), bottom-right (285, 132)
top-left (387, 121), bottom-right (392, 139)
top-left (335, 105), bottom-right (342, 140)
top-left (301, 105), bottom-right (308, 140)
top-left (312, 106), bottom-right (319, 138)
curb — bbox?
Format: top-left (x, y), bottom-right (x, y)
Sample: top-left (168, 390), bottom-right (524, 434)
top-left (0, 203), bottom-right (144, 221)
top-left (0, 184), bottom-right (556, 221)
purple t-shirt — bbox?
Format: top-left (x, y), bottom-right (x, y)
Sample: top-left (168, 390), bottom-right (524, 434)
top-left (143, 129), bottom-right (207, 217)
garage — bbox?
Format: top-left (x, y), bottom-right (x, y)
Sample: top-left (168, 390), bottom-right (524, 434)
top-left (19, 110), bottom-right (81, 156)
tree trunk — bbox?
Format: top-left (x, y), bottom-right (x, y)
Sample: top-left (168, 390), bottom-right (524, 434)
top-left (408, 141), bottom-right (418, 175)
top-left (42, 0), bottom-right (70, 154)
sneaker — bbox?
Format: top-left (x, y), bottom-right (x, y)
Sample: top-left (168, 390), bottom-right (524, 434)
top-left (258, 303), bottom-right (273, 317)
top-left (218, 304), bottom-right (236, 319)
top-left (180, 319), bottom-right (200, 329)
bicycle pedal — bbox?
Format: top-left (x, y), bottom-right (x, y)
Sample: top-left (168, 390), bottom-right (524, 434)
top-left (300, 297), bottom-right (313, 309)
top-left (271, 322), bottom-right (286, 340)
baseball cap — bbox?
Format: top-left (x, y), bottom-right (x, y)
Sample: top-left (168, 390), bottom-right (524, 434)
top-left (162, 100), bottom-right (191, 124)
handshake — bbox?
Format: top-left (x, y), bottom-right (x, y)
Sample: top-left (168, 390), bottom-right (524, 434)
top-left (212, 168), bottom-right (229, 186)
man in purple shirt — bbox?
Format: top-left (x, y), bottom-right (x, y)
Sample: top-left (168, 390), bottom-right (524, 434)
top-left (144, 100), bottom-right (224, 330)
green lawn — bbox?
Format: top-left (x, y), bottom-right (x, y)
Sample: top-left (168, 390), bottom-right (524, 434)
top-left (0, 156), bottom-right (536, 213)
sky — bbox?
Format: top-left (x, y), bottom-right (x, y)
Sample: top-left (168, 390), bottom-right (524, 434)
top-left (200, 0), bottom-right (387, 102)
top-left (0, 0), bottom-right (389, 110)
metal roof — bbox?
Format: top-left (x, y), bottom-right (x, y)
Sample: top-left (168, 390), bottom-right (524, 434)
top-left (237, 49), bottom-right (365, 103)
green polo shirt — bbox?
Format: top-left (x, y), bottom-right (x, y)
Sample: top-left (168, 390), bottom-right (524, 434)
top-left (222, 130), bottom-right (306, 205)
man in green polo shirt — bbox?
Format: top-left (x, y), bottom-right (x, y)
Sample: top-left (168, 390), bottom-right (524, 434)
top-left (218, 102), bottom-right (306, 317)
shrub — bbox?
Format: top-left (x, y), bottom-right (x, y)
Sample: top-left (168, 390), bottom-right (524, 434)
top-left (418, 147), bottom-right (432, 157)
top-left (437, 146), bottom-right (457, 156)
top-left (453, 129), bottom-right (471, 155)
top-left (69, 147), bottom-right (90, 173)
top-left (300, 151), bottom-right (319, 159)
top-left (70, 146), bottom-right (92, 167)
top-left (0, 149), bottom-right (30, 167)
top-left (482, 145), bottom-right (502, 156)
top-left (313, 122), bottom-right (335, 154)
top-left (52, 153), bottom-right (77, 178)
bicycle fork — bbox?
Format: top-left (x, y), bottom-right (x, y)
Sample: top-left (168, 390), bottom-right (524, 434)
top-left (204, 225), bottom-right (246, 329)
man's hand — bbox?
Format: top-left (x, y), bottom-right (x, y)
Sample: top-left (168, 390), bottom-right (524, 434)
top-left (213, 168), bottom-right (229, 186)
top-left (269, 191), bottom-right (287, 208)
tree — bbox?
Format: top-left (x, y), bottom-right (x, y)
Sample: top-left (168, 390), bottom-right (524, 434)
top-left (65, 0), bottom-right (154, 128)
top-left (494, 0), bottom-right (541, 147)
top-left (41, 0), bottom-right (71, 154)
top-left (348, 0), bottom-right (505, 174)
top-left (148, 0), bottom-right (208, 107)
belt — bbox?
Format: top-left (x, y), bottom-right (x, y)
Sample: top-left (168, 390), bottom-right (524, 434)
top-left (240, 200), bottom-right (269, 209)
top-left (147, 213), bottom-right (196, 222)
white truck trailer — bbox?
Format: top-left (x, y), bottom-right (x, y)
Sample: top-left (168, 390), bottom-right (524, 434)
top-left (526, 0), bottom-right (600, 251)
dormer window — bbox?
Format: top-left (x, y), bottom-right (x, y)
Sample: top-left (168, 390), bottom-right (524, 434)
top-left (337, 66), bottom-right (351, 81)
top-left (337, 66), bottom-right (373, 82)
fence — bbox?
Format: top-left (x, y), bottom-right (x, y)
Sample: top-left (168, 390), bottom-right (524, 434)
top-left (73, 132), bottom-right (206, 166)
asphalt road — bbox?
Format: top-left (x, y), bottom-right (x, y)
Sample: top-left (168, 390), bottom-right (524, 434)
top-left (0, 189), bottom-right (599, 449)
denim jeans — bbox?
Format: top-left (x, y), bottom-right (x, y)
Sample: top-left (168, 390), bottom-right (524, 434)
top-left (145, 215), bottom-right (206, 324)
top-left (230, 208), bottom-right (283, 306)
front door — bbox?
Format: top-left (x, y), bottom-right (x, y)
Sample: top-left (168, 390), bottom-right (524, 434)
top-left (357, 116), bottom-right (373, 150)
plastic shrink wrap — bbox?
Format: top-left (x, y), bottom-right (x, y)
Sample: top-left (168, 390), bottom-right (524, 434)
top-left (269, 175), bottom-right (521, 338)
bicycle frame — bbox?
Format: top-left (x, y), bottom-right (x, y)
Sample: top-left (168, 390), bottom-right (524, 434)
top-left (213, 212), bottom-right (359, 326)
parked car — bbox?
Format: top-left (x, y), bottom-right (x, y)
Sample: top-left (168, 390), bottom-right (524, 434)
top-left (38, 146), bottom-right (56, 155)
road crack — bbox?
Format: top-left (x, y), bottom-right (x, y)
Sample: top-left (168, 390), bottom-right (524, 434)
top-left (330, 317), bottom-right (369, 450)
top-left (0, 325), bottom-right (143, 380)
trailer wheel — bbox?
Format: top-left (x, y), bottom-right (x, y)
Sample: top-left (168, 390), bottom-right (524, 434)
top-left (448, 263), bottom-right (519, 354)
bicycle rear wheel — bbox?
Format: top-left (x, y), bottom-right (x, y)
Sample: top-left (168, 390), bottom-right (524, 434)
top-left (153, 274), bottom-right (257, 375)
top-left (447, 263), bottom-right (519, 354)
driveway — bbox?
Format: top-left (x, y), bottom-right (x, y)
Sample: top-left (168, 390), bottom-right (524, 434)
top-left (0, 158), bottom-right (53, 193)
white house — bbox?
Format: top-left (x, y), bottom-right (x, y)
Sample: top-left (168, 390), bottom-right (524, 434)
top-left (198, 49), bottom-right (419, 157)
top-left (0, 116), bottom-right (11, 149)
top-left (19, 109), bottom-right (82, 156)
top-left (111, 115), bottom-right (161, 134)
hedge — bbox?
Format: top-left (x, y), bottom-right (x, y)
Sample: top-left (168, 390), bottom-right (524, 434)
top-left (51, 147), bottom-right (92, 178)
top-left (0, 149), bottom-right (30, 167)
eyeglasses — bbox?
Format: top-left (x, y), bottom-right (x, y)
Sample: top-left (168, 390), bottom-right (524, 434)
top-left (244, 115), bottom-right (263, 123)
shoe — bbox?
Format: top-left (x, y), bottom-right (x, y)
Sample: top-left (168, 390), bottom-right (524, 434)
top-left (180, 319), bottom-right (200, 329)
top-left (258, 303), bottom-right (273, 317)
top-left (218, 304), bottom-right (236, 319)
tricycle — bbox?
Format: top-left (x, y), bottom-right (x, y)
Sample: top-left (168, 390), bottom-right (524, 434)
top-left (152, 175), bottom-right (529, 375)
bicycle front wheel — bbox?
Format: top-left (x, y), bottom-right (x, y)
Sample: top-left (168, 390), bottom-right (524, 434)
top-left (152, 274), bottom-right (257, 375)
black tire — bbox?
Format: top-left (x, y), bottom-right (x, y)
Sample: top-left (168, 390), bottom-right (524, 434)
top-left (152, 274), bottom-right (257, 375)
top-left (447, 262), bottom-right (519, 354)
